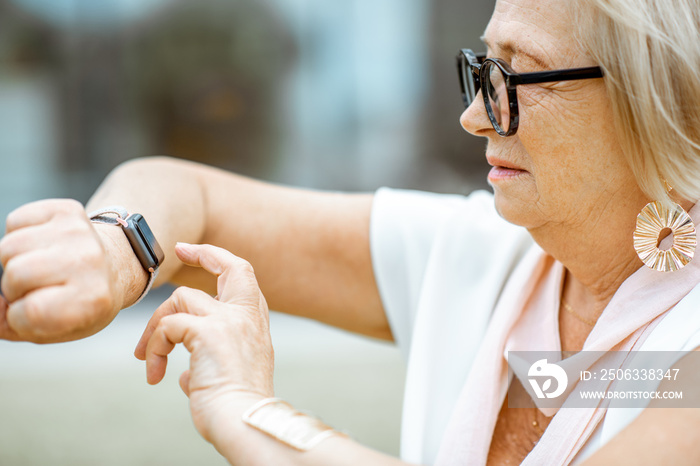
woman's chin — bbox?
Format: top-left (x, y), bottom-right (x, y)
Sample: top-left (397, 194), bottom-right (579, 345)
top-left (491, 189), bottom-right (541, 230)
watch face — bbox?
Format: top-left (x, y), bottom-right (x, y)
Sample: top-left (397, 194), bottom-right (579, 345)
top-left (124, 214), bottom-right (165, 271)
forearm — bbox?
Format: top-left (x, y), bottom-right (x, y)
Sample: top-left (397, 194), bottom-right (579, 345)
top-left (85, 156), bottom-right (287, 302)
top-left (210, 394), bottom-right (415, 466)
top-left (87, 156), bottom-right (388, 338)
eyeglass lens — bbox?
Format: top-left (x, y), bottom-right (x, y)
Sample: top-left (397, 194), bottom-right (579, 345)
top-left (482, 61), bottom-right (511, 134)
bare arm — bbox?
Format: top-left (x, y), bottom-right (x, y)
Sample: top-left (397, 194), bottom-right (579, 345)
top-left (212, 396), bottom-right (416, 466)
top-left (579, 408), bottom-right (700, 465)
top-left (87, 156), bottom-right (390, 340)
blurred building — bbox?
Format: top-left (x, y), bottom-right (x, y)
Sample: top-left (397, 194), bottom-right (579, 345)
top-left (0, 0), bottom-right (493, 210)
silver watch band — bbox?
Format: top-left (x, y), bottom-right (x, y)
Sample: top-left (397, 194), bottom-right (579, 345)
top-left (88, 206), bottom-right (157, 307)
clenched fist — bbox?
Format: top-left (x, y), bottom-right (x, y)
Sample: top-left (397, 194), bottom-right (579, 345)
top-left (0, 199), bottom-right (144, 343)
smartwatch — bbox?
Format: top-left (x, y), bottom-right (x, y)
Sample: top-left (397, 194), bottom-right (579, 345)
top-left (89, 206), bottom-right (165, 305)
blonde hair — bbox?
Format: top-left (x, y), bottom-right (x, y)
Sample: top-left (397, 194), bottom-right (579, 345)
top-left (572, 0), bottom-right (700, 205)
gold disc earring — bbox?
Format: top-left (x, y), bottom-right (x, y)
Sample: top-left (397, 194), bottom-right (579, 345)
top-left (633, 201), bottom-right (696, 272)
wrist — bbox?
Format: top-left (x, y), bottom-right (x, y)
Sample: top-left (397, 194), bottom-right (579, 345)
top-left (203, 392), bottom-right (346, 464)
top-left (205, 392), bottom-right (268, 460)
top-left (94, 222), bottom-right (149, 310)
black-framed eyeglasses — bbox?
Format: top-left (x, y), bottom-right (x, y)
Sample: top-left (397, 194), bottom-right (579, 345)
top-left (456, 48), bottom-right (604, 137)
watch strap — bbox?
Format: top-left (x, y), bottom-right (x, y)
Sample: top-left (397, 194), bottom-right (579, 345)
top-left (89, 206), bottom-right (129, 227)
top-left (133, 268), bottom-right (158, 307)
top-left (88, 206), bottom-right (157, 307)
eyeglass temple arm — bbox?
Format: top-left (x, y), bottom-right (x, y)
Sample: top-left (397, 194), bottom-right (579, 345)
top-left (514, 66), bottom-right (604, 85)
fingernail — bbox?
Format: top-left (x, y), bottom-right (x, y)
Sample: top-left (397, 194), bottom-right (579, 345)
top-left (175, 242), bottom-right (194, 250)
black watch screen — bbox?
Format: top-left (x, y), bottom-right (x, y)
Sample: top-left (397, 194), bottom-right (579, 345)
top-left (123, 214), bottom-right (165, 273)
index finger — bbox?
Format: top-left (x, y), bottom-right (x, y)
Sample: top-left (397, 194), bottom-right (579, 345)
top-left (174, 243), bottom-right (261, 306)
top-left (145, 313), bottom-right (198, 385)
top-left (135, 286), bottom-right (220, 360)
top-left (5, 199), bottom-right (85, 234)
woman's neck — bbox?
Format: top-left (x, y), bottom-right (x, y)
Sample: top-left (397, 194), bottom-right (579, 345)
top-left (528, 202), bottom-right (645, 323)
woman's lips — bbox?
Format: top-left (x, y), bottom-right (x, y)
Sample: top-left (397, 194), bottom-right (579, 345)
top-left (488, 166), bottom-right (527, 181)
top-left (486, 157), bottom-right (528, 181)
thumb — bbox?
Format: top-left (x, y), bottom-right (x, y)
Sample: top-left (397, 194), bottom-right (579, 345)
top-left (0, 295), bottom-right (20, 341)
top-left (179, 369), bottom-right (191, 397)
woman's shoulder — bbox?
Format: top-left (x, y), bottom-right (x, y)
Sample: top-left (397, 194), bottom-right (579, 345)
top-left (370, 187), bottom-right (531, 285)
top-left (372, 187), bottom-right (521, 239)
top-left (593, 281), bottom-right (700, 456)
top-left (640, 280), bottom-right (700, 352)
top-left (370, 187), bottom-right (534, 358)
top-left (373, 186), bottom-right (495, 217)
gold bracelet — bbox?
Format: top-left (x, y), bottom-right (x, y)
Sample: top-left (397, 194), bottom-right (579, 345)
top-left (241, 398), bottom-right (345, 451)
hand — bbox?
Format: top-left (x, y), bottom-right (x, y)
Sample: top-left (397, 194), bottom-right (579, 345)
top-left (0, 199), bottom-right (128, 343)
top-left (135, 243), bottom-right (274, 444)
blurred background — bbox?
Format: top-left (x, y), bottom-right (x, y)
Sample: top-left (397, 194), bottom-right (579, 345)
top-left (0, 0), bottom-right (494, 464)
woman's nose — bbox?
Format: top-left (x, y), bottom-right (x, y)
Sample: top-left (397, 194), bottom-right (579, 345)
top-left (460, 91), bottom-right (493, 137)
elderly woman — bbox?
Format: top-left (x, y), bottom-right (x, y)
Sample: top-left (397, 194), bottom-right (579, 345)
top-left (1, 0), bottom-right (699, 464)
